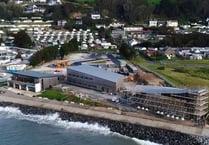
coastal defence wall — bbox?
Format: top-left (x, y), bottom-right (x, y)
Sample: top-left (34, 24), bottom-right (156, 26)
top-left (0, 94), bottom-right (209, 145)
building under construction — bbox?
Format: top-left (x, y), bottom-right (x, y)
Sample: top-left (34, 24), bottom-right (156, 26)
top-left (126, 85), bottom-right (208, 125)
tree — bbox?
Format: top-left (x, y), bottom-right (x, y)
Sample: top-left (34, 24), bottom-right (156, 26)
top-left (158, 32), bottom-right (209, 47)
top-left (0, 3), bottom-right (23, 20)
top-left (59, 38), bottom-right (79, 59)
top-left (14, 30), bottom-right (33, 48)
top-left (30, 45), bottom-right (59, 66)
top-left (69, 38), bottom-right (79, 52)
top-left (59, 43), bottom-right (68, 60)
top-left (119, 43), bottom-right (136, 60)
top-left (30, 50), bottom-right (43, 66)
top-left (139, 41), bottom-right (152, 47)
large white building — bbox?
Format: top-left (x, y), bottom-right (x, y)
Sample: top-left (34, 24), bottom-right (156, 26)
top-left (167, 20), bottom-right (178, 27)
top-left (8, 71), bottom-right (64, 92)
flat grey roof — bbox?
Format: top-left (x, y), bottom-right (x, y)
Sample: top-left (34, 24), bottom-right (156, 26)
top-left (13, 71), bottom-right (63, 78)
top-left (131, 85), bottom-right (188, 95)
top-left (68, 65), bottom-right (123, 82)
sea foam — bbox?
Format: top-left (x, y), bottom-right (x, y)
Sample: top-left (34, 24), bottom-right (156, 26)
top-left (113, 132), bottom-right (162, 145)
top-left (0, 106), bottom-right (161, 145)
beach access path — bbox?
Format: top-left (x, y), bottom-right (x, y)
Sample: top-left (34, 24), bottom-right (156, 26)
top-left (0, 87), bottom-right (209, 137)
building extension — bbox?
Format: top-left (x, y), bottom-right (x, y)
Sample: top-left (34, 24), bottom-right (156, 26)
top-left (8, 71), bottom-right (64, 92)
top-left (126, 85), bottom-right (208, 125)
top-left (67, 65), bottom-right (124, 93)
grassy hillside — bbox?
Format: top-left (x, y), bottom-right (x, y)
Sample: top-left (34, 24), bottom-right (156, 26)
top-left (63, 0), bottom-right (207, 23)
top-left (134, 57), bottom-right (209, 89)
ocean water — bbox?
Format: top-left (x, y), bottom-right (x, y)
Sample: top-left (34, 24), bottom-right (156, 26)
top-left (0, 106), bottom-right (161, 145)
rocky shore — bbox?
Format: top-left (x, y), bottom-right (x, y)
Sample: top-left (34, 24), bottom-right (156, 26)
top-left (0, 102), bottom-right (209, 145)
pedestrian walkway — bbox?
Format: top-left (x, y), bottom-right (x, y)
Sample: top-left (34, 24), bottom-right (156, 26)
top-left (7, 87), bottom-right (40, 97)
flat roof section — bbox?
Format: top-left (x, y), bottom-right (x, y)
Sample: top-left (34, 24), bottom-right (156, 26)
top-left (13, 71), bottom-right (63, 79)
top-left (68, 65), bottom-right (124, 82)
top-left (131, 85), bottom-right (188, 95)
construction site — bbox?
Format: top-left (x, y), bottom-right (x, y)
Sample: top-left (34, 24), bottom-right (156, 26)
top-left (125, 85), bottom-right (208, 126)
top-left (29, 53), bottom-right (209, 125)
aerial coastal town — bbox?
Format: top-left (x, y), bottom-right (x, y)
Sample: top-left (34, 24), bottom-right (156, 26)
top-left (0, 0), bottom-right (209, 144)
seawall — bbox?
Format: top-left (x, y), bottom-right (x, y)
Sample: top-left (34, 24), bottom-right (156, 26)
top-left (0, 94), bottom-right (207, 136)
top-left (0, 102), bottom-right (208, 145)
top-left (0, 95), bottom-right (209, 145)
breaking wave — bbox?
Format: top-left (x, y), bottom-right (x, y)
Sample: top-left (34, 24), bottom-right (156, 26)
top-left (0, 106), bottom-right (161, 145)
top-left (113, 132), bottom-right (162, 145)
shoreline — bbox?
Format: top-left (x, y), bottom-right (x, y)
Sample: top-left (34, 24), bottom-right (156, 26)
top-left (0, 92), bottom-right (209, 144)
top-left (0, 101), bottom-right (208, 145)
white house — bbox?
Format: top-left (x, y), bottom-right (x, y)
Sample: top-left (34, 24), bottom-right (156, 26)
top-left (15, 0), bottom-right (23, 4)
top-left (101, 42), bottom-right (111, 49)
top-left (109, 22), bottom-right (125, 28)
top-left (32, 0), bottom-right (47, 3)
top-left (57, 20), bottom-right (67, 27)
top-left (80, 43), bottom-right (88, 50)
top-left (96, 24), bottom-right (106, 29)
top-left (167, 20), bottom-right (178, 27)
top-left (190, 54), bottom-right (202, 60)
top-left (149, 19), bottom-right (158, 27)
top-left (124, 27), bottom-right (143, 32)
top-left (127, 39), bottom-right (139, 46)
top-left (91, 13), bottom-right (101, 20)
top-left (25, 5), bottom-right (45, 13)
top-left (48, 0), bottom-right (61, 5)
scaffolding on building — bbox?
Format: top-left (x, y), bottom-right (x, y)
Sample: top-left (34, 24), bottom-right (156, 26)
top-left (126, 85), bottom-right (208, 126)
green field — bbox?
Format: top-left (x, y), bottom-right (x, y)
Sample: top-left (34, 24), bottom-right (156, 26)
top-left (40, 90), bottom-right (67, 101)
top-left (39, 89), bottom-right (108, 107)
top-left (134, 57), bottom-right (209, 89)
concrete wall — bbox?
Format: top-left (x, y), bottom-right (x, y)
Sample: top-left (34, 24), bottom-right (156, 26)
top-left (0, 94), bottom-right (207, 139)
top-left (35, 83), bottom-right (41, 92)
top-left (42, 77), bottom-right (59, 90)
top-left (8, 76), bottom-right (62, 92)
